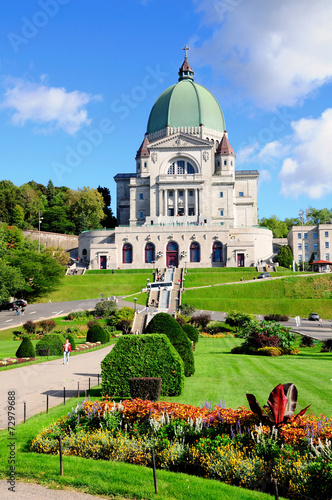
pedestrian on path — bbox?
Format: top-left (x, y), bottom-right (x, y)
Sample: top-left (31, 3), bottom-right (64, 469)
top-left (63, 338), bottom-right (71, 364)
top-left (318, 317), bottom-right (323, 327)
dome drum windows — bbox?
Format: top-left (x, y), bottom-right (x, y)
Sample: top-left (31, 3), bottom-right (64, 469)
top-left (167, 160), bottom-right (197, 175)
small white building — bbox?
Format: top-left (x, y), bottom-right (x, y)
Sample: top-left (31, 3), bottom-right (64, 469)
top-left (79, 52), bottom-right (273, 270)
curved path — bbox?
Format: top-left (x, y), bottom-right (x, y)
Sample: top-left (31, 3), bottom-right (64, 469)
top-left (0, 344), bottom-right (114, 430)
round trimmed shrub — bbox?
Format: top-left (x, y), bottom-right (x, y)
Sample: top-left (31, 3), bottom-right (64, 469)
top-left (145, 312), bottom-right (195, 377)
top-left (36, 334), bottom-right (65, 356)
top-left (16, 336), bottom-right (36, 358)
top-left (182, 323), bottom-right (199, 343)
top-left (86, 323), bottom-right (108, 344)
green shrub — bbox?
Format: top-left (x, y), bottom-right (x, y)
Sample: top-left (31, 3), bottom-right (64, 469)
top-left (36, 333), bottom-right (65, 356)
top-left (205, 321), bottom-right (235, 335)
top-left (145, 312), bottom-right (195, 377)
top-left (86, 323), bottom-right (108, 344)
top-left (256, 347), bottom-right (282, 356)
top-left (101, 334), bottom-right (184, 397)
top-left (264, 314), bottom-right (289, 322)
top-left (321, 338), bottom-right (332, 352)
top-left (225, 311), bottom-right (256, 328)
top-left (36, 319), bottom-right (56, 335)
top-left (108, 307), bottom-right (134, 331)
top-left (67, 334), bottom-right (76, 351)
top-left (178, 303), bottom-right (195, 316)
top-left (182, 323), bottom-right (199, 343)
top-left (15, 336), bottom-right (36, 358)
top-left (23, 320), bottom-right (36, 335)
top-left (300, 335), bottom-right (314, 347)
top-left (128, 377), bottom-right (162, 401)
top-left (94, 300), bottom-right (117, 317)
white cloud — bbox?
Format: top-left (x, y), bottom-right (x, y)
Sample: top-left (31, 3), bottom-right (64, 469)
top-left (193, 0), bottom-right (332, 109)
top-left (279, 108), bottom-right (332, 198)
top-left (1, 77), bottom-right (101, 134)
top-left (237, 139), bottom-right (289, 166)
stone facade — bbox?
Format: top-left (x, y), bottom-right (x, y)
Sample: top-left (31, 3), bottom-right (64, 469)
top-left (287, 224), bottom-right (332, 265)
top-left (78, 54), bottom-right (273, 270)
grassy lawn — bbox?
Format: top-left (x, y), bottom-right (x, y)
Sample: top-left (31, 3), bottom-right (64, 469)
top-left (40, 271), bottom-right (154, 303)
top-left (183, 273), bottom-right (332, 317)
top-left (0, 393), bottom-right (286, 500)
top-left (168, 336), bottom-right (332, 417)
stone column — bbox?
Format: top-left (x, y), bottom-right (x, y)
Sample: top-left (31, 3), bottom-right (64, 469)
top-left (185, 189), bottom-right (188, 216)
top-left (195, 188), bottom-right (198, 217)
top-left (164, 189), bottom-right (167, 216)
top-left (159, 189), bottom-right (163, 217)
top-left (174, 189), bottom-right (178, 217)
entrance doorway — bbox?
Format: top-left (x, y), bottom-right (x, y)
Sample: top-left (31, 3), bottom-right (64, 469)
top-left (237, 253), bottom-right (244, 267)
top-left (100, 255), bottom-right (107, 269)
top-left (166, 241), bottom-right (178, 267)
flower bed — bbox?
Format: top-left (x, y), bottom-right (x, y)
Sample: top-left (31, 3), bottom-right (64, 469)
top-left (0, 357), bottom-right (35, 367)
top-left (31, 398), bottom-right (332, 499)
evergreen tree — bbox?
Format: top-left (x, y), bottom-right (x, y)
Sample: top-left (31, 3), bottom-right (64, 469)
top-left (77, 211), bottom-right (89, 233)
top-left (276, 245), bottom-right (293, 268)
top-left (46, 180), bottom-right (56, 203)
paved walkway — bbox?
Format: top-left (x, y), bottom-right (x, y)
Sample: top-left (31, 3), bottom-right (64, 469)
top-left (0, 480), bottom-right (108, 500)
top-left (0, 344), bottom-right (114, 430)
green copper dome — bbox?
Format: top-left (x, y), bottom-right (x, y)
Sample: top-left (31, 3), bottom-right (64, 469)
top-left (147, 58), bottom-right (226, 134)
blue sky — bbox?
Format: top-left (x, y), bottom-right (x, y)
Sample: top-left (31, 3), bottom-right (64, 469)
top-left (1, 0), bottom-right (332, 220)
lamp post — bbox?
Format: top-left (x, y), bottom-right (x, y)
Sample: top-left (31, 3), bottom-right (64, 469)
top-left (38, 210), bottom-right (43, 253)
top-left (175, 296), bottom-right (178, 314)
top-left (134, 297), bottom-right (137, 312)
top-left (299, 209), bottom-right (305, 271)
top-left (146, 278), bottom-right (150, 290)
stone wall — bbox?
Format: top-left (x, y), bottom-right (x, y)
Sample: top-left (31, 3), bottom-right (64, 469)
top-left (23, 230), bottom-right (78, 250)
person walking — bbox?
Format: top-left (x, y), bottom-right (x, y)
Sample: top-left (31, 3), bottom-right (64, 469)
top-left (63, 338), bottom-right (71, 364)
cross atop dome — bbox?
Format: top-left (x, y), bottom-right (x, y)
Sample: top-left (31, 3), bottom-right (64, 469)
top-left (178, 44), bottom-right (194, 81)
top-left (183, 44), bottom-right (190, 59)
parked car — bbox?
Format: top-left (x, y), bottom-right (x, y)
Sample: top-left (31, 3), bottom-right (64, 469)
top-left (257, 272), bottom-right (271, 279)
top-left (308, 312), bottom-right (319, 321)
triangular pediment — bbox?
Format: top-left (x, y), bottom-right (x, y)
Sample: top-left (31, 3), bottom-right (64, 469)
top-left (149, 132), bottom-right (211, 150)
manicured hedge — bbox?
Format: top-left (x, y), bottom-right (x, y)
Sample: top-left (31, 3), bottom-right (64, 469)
top-left (101, 334), bottom-right (184, 397)
top-left (86, 323), bottom-right (108, 344)
top-left (182, 323), bottom-right (199, 343)
top-left (16, 336), bottom-right (36, 358)
top-left (145, 312), bottom-right (195, 376)
top-left (36, 334), bottom-right (65, 356)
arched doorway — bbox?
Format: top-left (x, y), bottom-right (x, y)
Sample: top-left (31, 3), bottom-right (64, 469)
top-left (166, 241), bottom-right (178, 267)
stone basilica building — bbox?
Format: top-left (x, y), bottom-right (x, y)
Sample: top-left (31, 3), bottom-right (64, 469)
top-left (78, 51), bottom-right (273, 270)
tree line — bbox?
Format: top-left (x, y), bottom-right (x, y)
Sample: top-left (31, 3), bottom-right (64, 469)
top-left (259, 207), bottom-right (332, 238)
top-left (0, 180), bottom-right (117, 235)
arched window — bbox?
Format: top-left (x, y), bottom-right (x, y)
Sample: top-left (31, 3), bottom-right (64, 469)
top-left (190, 242), bottom-right (200, 263)
top-left (122, 243), bottom-right (132, 264)
top-left (212, 242), bottom-right (223, 262)
top-left (145, 242), bottom-right (155, 263)
top-left (167, 160), bottom-right (197, 175)
top-left (167, 241), bottom-right (178, 252)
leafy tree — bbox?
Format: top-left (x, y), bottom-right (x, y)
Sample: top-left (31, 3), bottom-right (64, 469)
top-left (0, 180), bottom-right (19, 224)
top-left (109, 307), bottom-right (135, 331)
top-left (190, 313), bottom-right (211, 330)
top-left (67, 187), bottom-right (105, 232)
top-left (45, 247), bottom-right (70, 266)
top-left (258, 215), bottom-right (288, 238)
top-left (77, 211), bottom-right (89, 233)
top-left (11, 204), bottom-right (25, 229)
top-left (0, 224), bottom-right (24, 257)
top-left (276, 245), bottom-right (294, 268)
top-left (0, 261), bottom-right (25, 304)
top-left (306, 207), bottom-right (332, 225)
top-left (284, 217), bottom-right (301, 231)
top-left (42, 205), bottom-right (75, 234)
top-left (94, 300), bottom-right (117, 317)
top-left (17, 183), bottom-right (45, 226)
top-left (7, 249), bottom-right (64, 300)
top-left (97, 186), bottom-right (117, 228)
